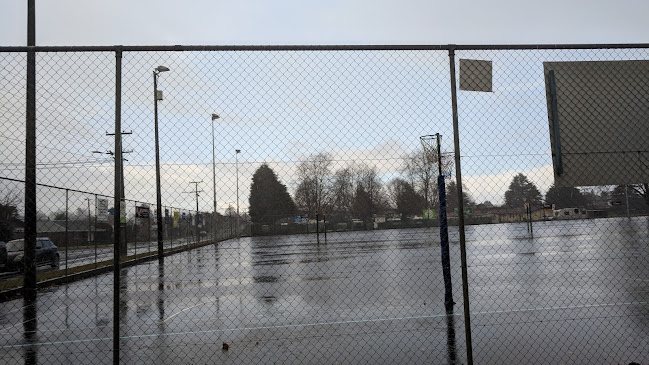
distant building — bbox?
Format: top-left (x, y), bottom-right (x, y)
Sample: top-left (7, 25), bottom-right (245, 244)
top-left (489, 206), bottom-right (552, 223)
top-left (553, 207), bottom-right (587, 220)
top-left (14, 220), bottom-right (109, 247)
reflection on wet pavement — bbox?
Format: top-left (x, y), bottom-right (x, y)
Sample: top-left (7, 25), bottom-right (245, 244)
top-left (0, 218), bottom-right (647, 364)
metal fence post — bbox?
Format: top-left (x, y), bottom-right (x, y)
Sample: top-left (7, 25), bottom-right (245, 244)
top-left (113, 46), bottom-right (123, 365)
top-left (23, 5), bottom-right (38, 364)
top-left (65, 189), bottom-right (69, 276)
top-left (148, 206), bottom-right (152, 253)
top-left (23, 0), bottom-right (37, 306)
top-left (134, 200), bottom-right (138, 257)
top-left (95, 194), bottom-right (98, 268)
top-left (448, 45), bottom-right (473, 365)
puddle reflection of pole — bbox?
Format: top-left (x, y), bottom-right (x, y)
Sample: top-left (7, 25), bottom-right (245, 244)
top-left (119, 267), bottom-right (128, 362)
top-left (155, 263), bottom-right (167, 363)
top-left (95, 276), bottom-right (99, 329)
top-left (446, 313), bottom-right (457, 365)
top-left (65, 285), bottom-right (69, 329)
top-left (525, 199), bottom-right (534, 238)
top-left (23, 295), bottom-right (38, 365)
top-left (157, 264), bottom-right (165, 325)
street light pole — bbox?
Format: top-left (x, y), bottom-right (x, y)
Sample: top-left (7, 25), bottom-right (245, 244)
top-left (154, 65), bottom-right (169, 265)
top-left (236, 149), bottom-right (240, 238)
top-left (211, 114), bottom-right (220, 242)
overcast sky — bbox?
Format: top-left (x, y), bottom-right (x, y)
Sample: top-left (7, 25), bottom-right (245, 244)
top-left (1, 0), bottom-right (647, 46)
top-left (1, 1), bottom-right (647, 214)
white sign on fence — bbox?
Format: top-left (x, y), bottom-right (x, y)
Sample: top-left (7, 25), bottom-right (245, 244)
top-left (97, 198), bottom-right (108, 221)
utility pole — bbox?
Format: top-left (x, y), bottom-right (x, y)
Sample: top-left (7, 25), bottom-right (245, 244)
top-left (184, 181), bottom-right (203, 245)
top-left (235, 149), bottom-right (241, 238)
top-left (94, 130), bottom-right (132, 256)
top-left (86, 198), bottom-right (92, 246)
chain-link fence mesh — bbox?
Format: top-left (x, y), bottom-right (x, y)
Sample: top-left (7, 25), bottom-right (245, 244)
top-left (1, 45), bottom-right (648, 364)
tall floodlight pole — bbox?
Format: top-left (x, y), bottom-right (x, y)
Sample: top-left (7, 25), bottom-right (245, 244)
top-left (154, 65), bottom-right (170, 265)
top-left (211, 114), bottom-right (220, 241)
top-left (236, 149), bottom-right (241, 238)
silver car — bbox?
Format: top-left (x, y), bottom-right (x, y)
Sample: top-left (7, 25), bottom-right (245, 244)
top-left (3, 237), bottom-right (60, 271)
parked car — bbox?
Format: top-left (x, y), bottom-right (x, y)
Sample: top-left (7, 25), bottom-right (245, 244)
top-left (3, 237), bottom-right (60, 272)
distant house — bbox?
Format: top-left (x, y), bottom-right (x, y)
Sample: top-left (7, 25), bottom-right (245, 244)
top-left (553, 207), bottom-right (587, 220)
top-left (373, 215), bottom-right (386, 229)
top-left (586, 210), bottom-right (608, 218)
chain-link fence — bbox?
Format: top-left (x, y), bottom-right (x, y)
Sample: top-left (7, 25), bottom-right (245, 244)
top-left (1, 44), bottom-right (648, 364)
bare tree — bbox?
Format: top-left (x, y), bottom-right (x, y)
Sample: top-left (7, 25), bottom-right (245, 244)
top-left (402, 148), bottom-right (439, 211)
top-left (329, 165), bottom-right (356, 221)
top-left (630, 183), bottom-right (649, 208)
top-left (294, 152), bottom-right (333, 217)
top-left (0, 189), bottom-right (21, 241)
top-left (0, 189), bottom-right (20, 221)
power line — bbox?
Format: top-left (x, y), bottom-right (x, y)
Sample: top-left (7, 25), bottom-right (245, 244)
top-left (0, 159), bottom-right (111, 167)
top-left (0, 134), bottom-right (112, 161)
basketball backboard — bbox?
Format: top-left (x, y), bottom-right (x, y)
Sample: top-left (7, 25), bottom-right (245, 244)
top-left (543, 60), bottom-right (649, 187)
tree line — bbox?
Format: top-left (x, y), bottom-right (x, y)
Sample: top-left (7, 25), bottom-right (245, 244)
top-left (248, 151), bottom-right (649, 226)
top-left (502, 172), bottom-right (649, 212)
top-left (248, 149), bottom-right (472, 225)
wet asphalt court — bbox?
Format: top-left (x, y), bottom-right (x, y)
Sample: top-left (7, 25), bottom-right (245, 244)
top-left (1, 217), bottom-right (648, 364)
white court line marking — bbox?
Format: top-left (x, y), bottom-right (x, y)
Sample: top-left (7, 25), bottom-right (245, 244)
top-left (471, 301), bottom-right (649, 316)
top-left (162, 298), bottom-right (220, 323)
top-left (2, 301), bottom-right (647, 349)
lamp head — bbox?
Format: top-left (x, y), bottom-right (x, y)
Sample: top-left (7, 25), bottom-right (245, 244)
top-left (236, 149), bottom-right (241, 154)
top-left (155, 65), bottom-right (170, 73)
top-left (211, 114), bottom-right (220, 121)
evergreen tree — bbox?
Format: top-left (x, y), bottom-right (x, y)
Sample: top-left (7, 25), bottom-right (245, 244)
top-left (445, 180), bottom-right (475, 213)
top-left (388, 178), bottom-right (425, 218)
top-left (352, 185), bottom-right (373, 221)
top-left (545, 184), bottom-right (589, 208)
top-left (249, 164), bottom-right (296, 224)
top-left (504, 173), bottom-right (542, 208)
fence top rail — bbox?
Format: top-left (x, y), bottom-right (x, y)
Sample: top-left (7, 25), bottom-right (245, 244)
top-left (0, 43), bottom-right (648, 53)
top-left (0, 176), bottom-right (197, 212)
